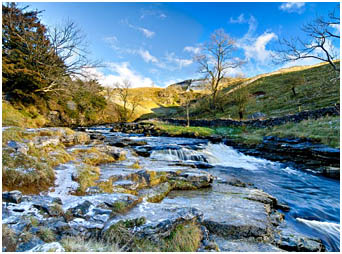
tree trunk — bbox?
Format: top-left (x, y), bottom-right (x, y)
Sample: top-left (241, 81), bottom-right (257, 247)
top-left (239, 111), bottom-right (243, 121)
top-left (186, 105), bottom-right (190, 127)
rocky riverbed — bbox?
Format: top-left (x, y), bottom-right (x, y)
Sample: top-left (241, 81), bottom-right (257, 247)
top-left (2, 125), bottom-right (338, 252)
top-left (109, 122), bottom-right (340, 179)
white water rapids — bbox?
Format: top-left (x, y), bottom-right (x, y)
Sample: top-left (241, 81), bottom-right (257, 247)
top-left (151, 143), bottom-right (273, 170)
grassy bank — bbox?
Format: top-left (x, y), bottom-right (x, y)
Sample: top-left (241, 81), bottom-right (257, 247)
top-left (154, 115), bottom-right (340, 148)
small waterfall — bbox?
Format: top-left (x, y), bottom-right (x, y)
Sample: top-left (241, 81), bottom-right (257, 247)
top-left (202, 143), bottom-right (272, 170)
top-left (150, 148), bottom-right (208, 162)
top-left (296, 218), bottom-right (340, 250)
top-left (296, 218), bottom-right (340, 236)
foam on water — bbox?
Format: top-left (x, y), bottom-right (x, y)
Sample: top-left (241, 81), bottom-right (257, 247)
top-left (296, 218), bottom-right (340, 236)
top-left (150, 147), bottom-right (207, 162)
top-left (202, 143), bottom-right (272, 170)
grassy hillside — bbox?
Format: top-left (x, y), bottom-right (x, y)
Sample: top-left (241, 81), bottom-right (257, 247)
top-left (189, 61), bottom-right (340, 120)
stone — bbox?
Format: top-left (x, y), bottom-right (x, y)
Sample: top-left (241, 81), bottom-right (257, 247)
top-left (28, 242), bottom-right (65, 252)
top-left (7, 141), bottom-right (29, 155)
top-left (139, 182), bottom-right (173, 203)
top-left (103, 205), bottom-right (203, 242)
top-left (16, 237), bottom-right (45, 252)
top-left (33, 135), bottom-right (60, 148)
top-left (213, 235), bottom-right (284, 252)
top-left (3, 190), bottom-right (22, 204)
top-left (322, 166), bottom-right (340, 178)
top-left (68, 200), bottom-right (93, 218)
top-left (274, 227), bottom-right (325, 252)
top-left (66, 101), bottom-right (77, 111)
top-left (275, 203), bottom-right (290, 212)
top-left (170, 170), bottom-right (214, 189)
top-left (247, 112), bottom-right (267, 120)
top-left (162, 184), bottom-right (275, 240)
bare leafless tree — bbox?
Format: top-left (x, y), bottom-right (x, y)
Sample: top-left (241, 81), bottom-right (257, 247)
top-left (114, 80), bottom-right (141, 122)
top-left (179, 86), bottom-right (195, 127)
top-left (195, 29), bottom-right (244, 109)
top-left (35, 20), bottom-right (102, 93)
top-left (274, 8), bottom-right (340, 72)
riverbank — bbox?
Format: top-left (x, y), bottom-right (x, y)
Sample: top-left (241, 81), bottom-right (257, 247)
top-left (109, 119), bottom-right (340, 179)
top-left (3, 125), bottom-right (334, 252)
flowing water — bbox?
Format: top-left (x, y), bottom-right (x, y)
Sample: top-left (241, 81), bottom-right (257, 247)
top-left (90, 127), bottom-right (340, 251)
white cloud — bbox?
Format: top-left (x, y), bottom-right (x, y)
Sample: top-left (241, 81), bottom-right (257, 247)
top-left (229, 14), bottom-right (246, 24)
top-left (279, 2), bottom-right (305, 14)
top-left (184, 46), bottom-right (201, 55)
top-left (330, 24), bottom-right (340, 36)
top-left (165, 52), bottom-right (193, 68)
top-left (159, 13), bottom-right (167, 19)
top-left (235, 15), bottom-right (277, 66)
top-left (137, 49), bottom-right (158, 63)
top-left (84, 62), bottom-right (154, 88)
top-left (124, 20), bottom-right (155, 38)
top-left (104, 36), bottom-right (119, 50)
top-left (242, 32), bottom-right (278, 64)
top-left (140, 8), bottom-right (167, 20)
top-left (137, 27), bottom-right (155, 38)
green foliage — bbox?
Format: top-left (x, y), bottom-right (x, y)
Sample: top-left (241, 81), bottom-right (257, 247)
top-left (2, 3), bottom-right (65, 100)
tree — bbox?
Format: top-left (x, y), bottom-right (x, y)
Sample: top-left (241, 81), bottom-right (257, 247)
top-left (179, 86), bottom-right (195, 127)
top-left (284, 74), bottom-right (305, 96)
top-left (2, 3), bottom-right (100, 99)
top-left (232, 87), bottom-right (250, 120)
top-left (2, 3), bottom-right (61, 99)
top-left (274, 8), bottom-right (340, 72)
top-left (114, 80), bottom-right (141, 122)
top-left (195, 29), bottom-right (244, 109)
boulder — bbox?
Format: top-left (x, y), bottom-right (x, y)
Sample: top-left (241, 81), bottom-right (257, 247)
top-left (28, 242), bottom-right (65, 252)
top-left (3, 190), bottom-right (22, 204)
top-left (274, 227), bottom-right (325, 252)
top-left (7, 141), bottom-right (29, 155)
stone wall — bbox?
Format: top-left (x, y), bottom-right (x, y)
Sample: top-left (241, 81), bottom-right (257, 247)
top-left (160, 104), bottom-right (340, 128)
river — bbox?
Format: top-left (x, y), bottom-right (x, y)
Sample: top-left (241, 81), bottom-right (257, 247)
top-left (90, 126), bottom-right (340, 251)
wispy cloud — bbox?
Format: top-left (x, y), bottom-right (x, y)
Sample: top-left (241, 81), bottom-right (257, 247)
top-left (129, 24), bottom-right (155, 38)
top-left (122, 19), bottom-right (155, 38)
top-left (89, 62), bottom-right (155, 88)
top-left (165, 52), bottom-right (193, 68)
top-left (103, 36), bottom-right (119, 50)
top-left (184, 46), bottom-right (201, 55)
top-left (140, 7), bottom-right (167, 19)
top-left (137, 49), bottom-right (159, 64)
top-left (279, 2), bottom-right (305, 14)
top-left (229, 13), bottom-right (246, 24)
top-left (232, 15), bottom-right (278, 76)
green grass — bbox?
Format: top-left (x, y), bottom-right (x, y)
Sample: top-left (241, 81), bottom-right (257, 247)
top-left (246, 116), bottom-right (340, 148)
top-left (187, 62), bottom-right (340, 120)
top-left (2, 102), bottom-right (46, 128)
top-left (134, 221), bottom-right (203, 252)
top-left (153, 115), bottom-right (340, 148)
top-left (156, 123), bottom-right (215, 137)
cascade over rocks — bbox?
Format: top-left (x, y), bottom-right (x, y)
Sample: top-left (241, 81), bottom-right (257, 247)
top-left (2, 125), bottom-right (332, 252)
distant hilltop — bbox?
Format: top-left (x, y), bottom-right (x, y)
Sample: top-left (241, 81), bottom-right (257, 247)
top-left (167, 79), bottom-right (208, 91)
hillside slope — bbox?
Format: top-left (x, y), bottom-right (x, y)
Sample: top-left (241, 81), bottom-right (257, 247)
top-left (182, 61), bottom-right (340, 120)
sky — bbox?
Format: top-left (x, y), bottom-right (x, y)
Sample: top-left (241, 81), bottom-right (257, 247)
top-left (23, 1), bottom-right (340, 88)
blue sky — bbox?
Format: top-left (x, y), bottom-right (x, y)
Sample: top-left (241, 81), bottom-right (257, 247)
top-left (24, 2), bottom-right (340, 87)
